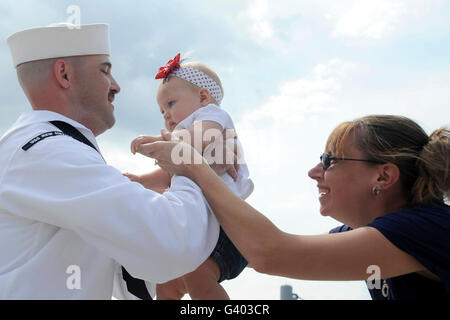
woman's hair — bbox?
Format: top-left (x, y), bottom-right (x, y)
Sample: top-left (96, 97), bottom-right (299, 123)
top-left (326, 115), bottom-right (450, 205)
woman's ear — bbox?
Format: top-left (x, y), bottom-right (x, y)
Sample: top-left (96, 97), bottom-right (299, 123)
top-left (375, 163), bottom-right (401, 191)
top-left (53, 59), bottom-right (71, 89)
top-left (198, 88), bottom-right (213, 106)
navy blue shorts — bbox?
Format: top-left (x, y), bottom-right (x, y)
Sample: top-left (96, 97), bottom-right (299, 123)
top-left (210, 227), bottom-right (248, 283)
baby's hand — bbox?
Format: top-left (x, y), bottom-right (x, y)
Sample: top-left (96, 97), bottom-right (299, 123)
top-left (131, 135), bottom-right (163, 155)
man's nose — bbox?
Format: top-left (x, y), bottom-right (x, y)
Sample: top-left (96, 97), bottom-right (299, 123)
top-left (164, 112), bottom-right (171, 120)
top-left (308, 162), bottom-right (324, 181)
top-left (111, 76), bottom-right (121, 94)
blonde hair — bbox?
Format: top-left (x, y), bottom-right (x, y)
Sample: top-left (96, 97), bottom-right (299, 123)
top-left (180, 61), bottom-right (224, 102)
top-left (326, 115), bottom-right (450, 205)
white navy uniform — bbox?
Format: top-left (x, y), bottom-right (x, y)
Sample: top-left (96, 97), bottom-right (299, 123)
top-left (0, 110), bottom-right (220, 299)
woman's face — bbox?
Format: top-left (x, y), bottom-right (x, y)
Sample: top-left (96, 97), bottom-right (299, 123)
top-left (308, 140), bottom-right (380, 227)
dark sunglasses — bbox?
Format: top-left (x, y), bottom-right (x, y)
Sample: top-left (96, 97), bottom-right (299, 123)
top-left (320, 153), bottom-right (384, 170)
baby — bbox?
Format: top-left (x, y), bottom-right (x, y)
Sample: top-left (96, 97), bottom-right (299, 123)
top-left (128, 54), bottom-right (254, 300)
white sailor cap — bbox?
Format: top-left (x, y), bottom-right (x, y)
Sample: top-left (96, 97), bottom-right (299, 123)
top-left (6, 23), bottom-right (110, 68)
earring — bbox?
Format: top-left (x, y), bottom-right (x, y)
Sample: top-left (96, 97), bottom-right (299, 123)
top-left (372, 184), bottom-right (383, 196)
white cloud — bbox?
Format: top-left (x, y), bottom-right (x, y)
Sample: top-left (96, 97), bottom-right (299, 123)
top-left (239, 59), bottom-right (356, 126)
top-left (240, 0), bottom-right (441, 44)
top-left (0, 0), bottom-right (61, 36)
top-left (243, 0), bottom-right (274, 43)
top-left (332, 0), bottom-right (441, 39)
top-left (230, 58), bottom-right (357, 200)
top-left (333, 0), bottom-right (406, 39)
top-left (238, 0), bottom-right (336, 50)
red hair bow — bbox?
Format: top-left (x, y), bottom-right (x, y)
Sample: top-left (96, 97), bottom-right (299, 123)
top-left (155, 53), bottom-right (181, 80)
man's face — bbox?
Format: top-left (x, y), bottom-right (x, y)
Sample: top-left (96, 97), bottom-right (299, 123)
top-left (70, 55), bottom-right (121, 136)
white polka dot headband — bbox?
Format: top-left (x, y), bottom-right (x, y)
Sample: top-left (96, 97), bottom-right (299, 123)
top-left (155, 53), bottom-right (223, 104)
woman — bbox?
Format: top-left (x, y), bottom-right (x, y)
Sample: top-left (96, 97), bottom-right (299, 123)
top-left (138, 115), bottom-right (450, 300)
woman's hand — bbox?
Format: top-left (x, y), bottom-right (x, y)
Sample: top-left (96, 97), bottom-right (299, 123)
top-left (207, 138), bottom-right (239, 180)
top-left (136, 140), bottom-right (204, 179)
top-left (136, 133), bottom-right (240, 180)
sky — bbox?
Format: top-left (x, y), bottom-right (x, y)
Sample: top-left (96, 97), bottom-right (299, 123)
top-left (0, 0), bottom-right (449, 300)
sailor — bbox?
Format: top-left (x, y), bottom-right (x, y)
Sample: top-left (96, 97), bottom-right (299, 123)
top-left (0, 23), bottom-right (221, 299)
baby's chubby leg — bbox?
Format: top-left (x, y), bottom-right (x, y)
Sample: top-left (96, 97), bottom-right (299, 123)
top-left (156, 277), bottom-right (187, 300)
top-left (183, 257), bottom-right (230, 300)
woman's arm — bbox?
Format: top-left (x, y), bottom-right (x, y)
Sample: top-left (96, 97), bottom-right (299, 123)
top-left (190, 164), bottom-right (425, 280)
top-left (139, 141), bottom-right (427, 281)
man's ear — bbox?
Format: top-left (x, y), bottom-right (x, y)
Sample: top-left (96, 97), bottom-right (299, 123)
top-left (198, 88), bottom-right (212, 106)
top-left (375, 163), bottom-right (401, 191)
top-left (53, 59), bottom-right (71, 89)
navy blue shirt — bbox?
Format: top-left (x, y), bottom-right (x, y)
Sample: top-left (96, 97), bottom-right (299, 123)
top-left (330, 204), bottom-right (450, 300)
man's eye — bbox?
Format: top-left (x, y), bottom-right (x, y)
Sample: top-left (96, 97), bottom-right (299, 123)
top-left (168, 101), bottom-right (175, 107)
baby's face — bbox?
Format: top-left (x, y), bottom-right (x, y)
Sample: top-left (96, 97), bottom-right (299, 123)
top-left (156, 77), bottom-right (202, 132)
